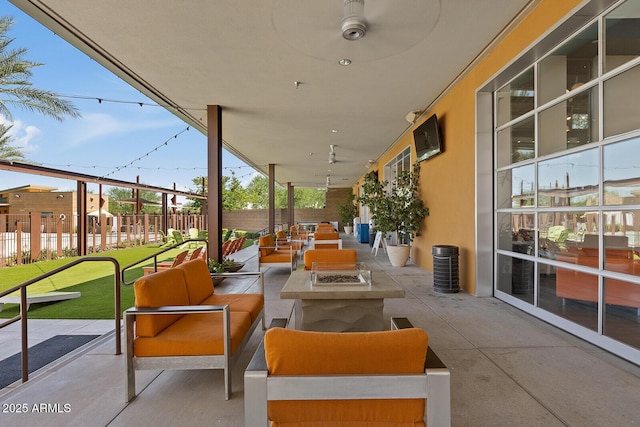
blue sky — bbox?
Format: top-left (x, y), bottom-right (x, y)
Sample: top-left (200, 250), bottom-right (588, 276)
top-left (0, 2), bottom-right (255, 197)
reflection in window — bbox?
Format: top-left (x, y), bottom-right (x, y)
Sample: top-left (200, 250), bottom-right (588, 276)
top-left (497, 165), bottom-right (535, 209)
top-left (496, 67), bottom-right (535, 126)
top-left (497, 254), bottom-right (534, 304)
top-left (497, 116), bottom-right (535, 167)
top-left (604, 278), bottom-right (640, 350)
top-left (538, 210), bottom-right (597, 260)
top-left (539, 268), bottom-right (598, 331)
top-left (498, 212), bottom-right (535, 252)
top-left (539, 22), bottom-right (598, 105)
top-left (605, 0), bottom-right (640, 73)
top-left (539, 87), bottom-right (598, 156)
top-left (602, 223), bottom-right (639, 276)
top-left (604, 137), bottom-right (640, 205)
top-left (538, 149), bottom-right (599, 207)
top-left (604, 64), bottom-right (640, 138)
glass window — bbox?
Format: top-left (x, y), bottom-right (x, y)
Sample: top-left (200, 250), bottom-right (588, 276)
top-left (602, 219), bottom-right (640, 276)
top-left (604, 278), bottom-right (640, 350)
top-left (604, 137), bottom-right (640, 205)
top-left (497, 253), bottom-right (534, 304)
top-left (497, 116), bottom-right (535, 167)
top-left (498, 212), bottom-right (535, 252)
top-left (538, 22), bottom-right (598, 105)
top-left (604, 0), bottom-right (640, 73)
top-left (497, 164), bottom-right (535, 209)
top-left (538, 210), bottom-right (597, 259)
top-left (384, 147), bottom-right (411, 192)
top-left (603, 64), bottom-right (640, 138)
top-left (496, 67), bottom-right (535, 126)
top-left (537, 149), bottom-right (599, 207)
top-left (539, 87), bottom-right (599, 156)
top-left (539, 268), bottom-right (598, 332)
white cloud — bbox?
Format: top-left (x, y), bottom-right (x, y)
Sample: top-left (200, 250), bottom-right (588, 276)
top-left (66, 112), bottom-right (181, 147)
top-left (0, 116), bottom-right (42, 153)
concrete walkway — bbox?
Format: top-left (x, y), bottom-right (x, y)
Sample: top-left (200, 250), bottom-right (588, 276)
top-left (0, 235), bottom-right (639, 426)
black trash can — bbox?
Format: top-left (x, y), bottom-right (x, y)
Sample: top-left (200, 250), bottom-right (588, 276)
top-left (432, 245), bottom-right (460, 293)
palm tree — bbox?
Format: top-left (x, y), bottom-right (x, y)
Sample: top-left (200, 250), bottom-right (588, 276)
top-left (0, 16), bottom-right (79, 121)
top-left (0, 122), bottom-right (23, 160)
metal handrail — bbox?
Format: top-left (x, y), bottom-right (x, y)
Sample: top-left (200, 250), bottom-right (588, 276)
top-left (0, 256), bottom-right (121, 385)
top-left (120, 239), bottom-right (207, 286)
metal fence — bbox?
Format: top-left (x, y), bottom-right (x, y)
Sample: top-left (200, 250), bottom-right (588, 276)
top-left (0, 213), bottom-right (206, 267)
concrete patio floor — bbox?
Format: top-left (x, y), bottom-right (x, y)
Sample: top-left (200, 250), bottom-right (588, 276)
top-left (1, 234), bottom-right (639, 426)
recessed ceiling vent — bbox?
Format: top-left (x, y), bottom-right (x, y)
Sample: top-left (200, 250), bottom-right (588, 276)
top-left (341, 0), bottom-right (367, 41)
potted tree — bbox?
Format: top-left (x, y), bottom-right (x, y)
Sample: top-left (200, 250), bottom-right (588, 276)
top-left (336, 192), bottom-right (357, 235)
top-left (357, 162), bottom-right (429, 266)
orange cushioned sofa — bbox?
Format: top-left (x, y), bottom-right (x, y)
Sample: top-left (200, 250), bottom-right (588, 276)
top-left (244, 317), bottom-right (451, 426)
top-left (555, 247), bottom-right (640, 309)
top-left (124, 258), bottom-right (264, 401)
top-left (258, 234), bottom-right (297, 272)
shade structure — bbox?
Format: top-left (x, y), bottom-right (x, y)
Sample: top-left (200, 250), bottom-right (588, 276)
top-left (87, 209), bottom-right (113, 217)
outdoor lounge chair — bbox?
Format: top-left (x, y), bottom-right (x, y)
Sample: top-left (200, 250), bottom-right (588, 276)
top-left (244, 317), bottom-right (451, 426)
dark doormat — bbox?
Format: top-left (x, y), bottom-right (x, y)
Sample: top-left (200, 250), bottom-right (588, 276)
top-left (0, 334), bottom-right (100, 389)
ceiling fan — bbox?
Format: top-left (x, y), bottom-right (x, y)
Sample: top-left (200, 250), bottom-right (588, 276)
top-left (271, 0), bottom-right (441, 63)
top-left (328, 145), bottom-right (337, 164)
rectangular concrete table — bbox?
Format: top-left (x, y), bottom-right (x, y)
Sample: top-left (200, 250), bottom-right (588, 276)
top-left (280, 270), bottom-right (405, 331)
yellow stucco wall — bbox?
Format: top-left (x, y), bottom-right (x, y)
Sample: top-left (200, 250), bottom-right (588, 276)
top-left (360, 0), bottom-right (584, 294)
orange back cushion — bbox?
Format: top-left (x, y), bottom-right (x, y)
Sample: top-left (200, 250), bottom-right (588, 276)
top-left (265, 328), bottom-right (428, 425)
top-left (175, 259), bottom-right (214, 304)
top-left (313, 232), bottom-right (339, 241)
top-left (303, 249), bottom-right (357, 270)
top-left (133, 268), bottom-right (189, 337)
top-left (259, 235), bottom-right (275, 256)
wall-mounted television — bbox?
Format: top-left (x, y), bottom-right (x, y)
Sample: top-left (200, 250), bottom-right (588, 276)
top-left (413, 113), bottom-right (443, 162)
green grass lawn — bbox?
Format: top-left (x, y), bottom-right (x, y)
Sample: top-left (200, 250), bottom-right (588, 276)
top-left (0, 245), bottom-right (180, 320)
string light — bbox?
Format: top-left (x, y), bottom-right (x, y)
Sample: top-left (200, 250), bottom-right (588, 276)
top-left (60, 94), bottom-right (206, 111)
top-left (38, 163), bottom-right (254, 175)
top-left (40, 94), bottom-right (257, 182)
top-left (100, 126), bottom-right (194, 178)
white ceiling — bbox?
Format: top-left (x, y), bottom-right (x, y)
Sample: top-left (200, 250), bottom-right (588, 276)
top-left (11, 0), bottom-right (533, 189)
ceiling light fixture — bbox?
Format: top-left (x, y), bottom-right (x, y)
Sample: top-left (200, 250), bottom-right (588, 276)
top-left (341, 0), bottom-right (367, 41)
top-left (338, 58), bottom-right (352, 66)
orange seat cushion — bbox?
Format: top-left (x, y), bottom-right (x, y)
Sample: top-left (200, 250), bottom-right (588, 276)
top-left (265, 328), bottom-right (428, 426)
top-left (260, 252), bottom-right (294, 263)
top-left (202, 293), bottom-right (264, 323)
top-left (134, 268), bottom-right (189, 337)
top-left (133, 311), bottom-right (252, 357)
top-left (175, 259), bottom-right (215, 304)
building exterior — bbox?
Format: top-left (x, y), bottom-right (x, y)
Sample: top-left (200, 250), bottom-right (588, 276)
top-left (359, 0), bottom-right (640, 363)
top-left (0, 185), bottom-right (109, 231)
